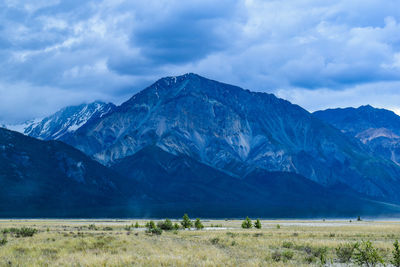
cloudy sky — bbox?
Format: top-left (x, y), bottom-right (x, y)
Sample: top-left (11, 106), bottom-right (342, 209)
top-left (1, 0), bottom-right (400, 123)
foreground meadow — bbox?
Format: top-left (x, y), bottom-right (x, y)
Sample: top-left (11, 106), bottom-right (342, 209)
top-left (0, 218), bottom-right (399, 266)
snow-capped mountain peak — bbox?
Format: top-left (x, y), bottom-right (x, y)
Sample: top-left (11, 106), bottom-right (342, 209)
top-left (4, 101), bottom-right (115, 140)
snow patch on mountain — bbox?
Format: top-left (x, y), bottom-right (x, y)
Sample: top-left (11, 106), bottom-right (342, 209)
top-left (4, 101), bottom-right (115, 140)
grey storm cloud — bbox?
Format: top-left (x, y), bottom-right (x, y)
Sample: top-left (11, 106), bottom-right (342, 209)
top-left (1, 0), bottom-right (400, 123)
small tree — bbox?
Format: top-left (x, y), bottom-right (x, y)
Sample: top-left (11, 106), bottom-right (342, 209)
top-left (181, 214), bottom-right (193, 229)
top-left (254, 219), bottom-right (262, 229)
top-left (158, 219), bottom-right (174, 231)
top-left (145, 221), bottom-right (162, 235)
top-left (134, 222), bottom-right (139, 228)
top-left (241, 217), bottom-right (252, 229)
top-left (353, 241), bottom-right (384, 267)
top-left (194, 218), bottom-right (204, 230)
top-left (391, 240), bottom-right (400, 267)
top-left (173, 223), bottom-right (180, 230)
top-left (146, 221), bottom-right (156, 230)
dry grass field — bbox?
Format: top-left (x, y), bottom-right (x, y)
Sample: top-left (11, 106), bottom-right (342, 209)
top-left (1, 218), bottom-right (400, 266)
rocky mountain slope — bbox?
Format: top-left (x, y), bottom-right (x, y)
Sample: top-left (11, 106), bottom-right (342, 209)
top-left (111, 146), bottom-right (399, 218)
top-left (314, 106), bottom-right (400, 166)
top-left (0, 127), bottom-right (126, 217)
top-left (2, 127), bottom-right (398, 218)
top-left (6, 101), bottom-right (115, 140)
top-left (63, 73), bottom-right (400, 203)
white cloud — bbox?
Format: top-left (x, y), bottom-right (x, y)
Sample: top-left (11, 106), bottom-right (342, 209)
top-left (1, 0), bottom-right (400, 123)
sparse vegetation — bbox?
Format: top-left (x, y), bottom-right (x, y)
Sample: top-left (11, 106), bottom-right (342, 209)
top-left (0, 219), bottom-right (399, 266)
top-left (2, 227), bottom-right (38, 237)
top-left (0, 237), bottom-right (7, 246)
top-left (353, 240), bottom-right (384, 267)
top-left (282, 250), bottom-right (294, 261)
top-left (282, 241), bottom-right (294, 249)
top-left (210, 237), bottom-right (219, 245)
top-left (392, 240), bottom-right (400, 267)
top-left (254, 219), bottom-right (262, 229)
top-left (271, 251), bottom-right (281, 262)
top-left (336, 243), bottom-right (355, 263)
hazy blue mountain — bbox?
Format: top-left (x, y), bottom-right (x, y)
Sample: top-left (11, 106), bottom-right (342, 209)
top-left (63, 73), bottom-right (400, 203)
top-left (111, 146), bottom-right (400, 218)
top-left (0, 127), bottom-right (128, 217)
top-left (314, 106), bottom-right (400, 165)
top-left (6, 101), bottom-right (115, 140)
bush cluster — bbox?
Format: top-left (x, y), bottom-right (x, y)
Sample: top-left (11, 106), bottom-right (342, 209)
top-left (158, 219), bottom-right (174, 231)
top-left (145, 221), bottom-right (162, 235)
top-left (2, 227), bottom-right (38, 237)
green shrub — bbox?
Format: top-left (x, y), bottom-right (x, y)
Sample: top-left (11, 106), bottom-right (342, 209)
top-left (173, 223), bottom-right (180, 230)
top-left (282, 241), bottom-right (294, 249)
top-left (353, 241), bottom-right (384, 267)
top-left (5, 227), bottom-right (38, 237)
top-left (241, 217), bottom-right (252, 229)
top-left (149, 227), bottom-right (162, 235)
top-left (0, 237), bottom-right (7, 246)
top-left (313, 247), bottom-right (328, 265)
top-left (181, 214), bottom-right (193, 229)
top-left (271, 251), bottom-right (281, 262)
top-left (134, 222), bottom-right (140, 228)
top-left (276, 224), bottom-right (281, 229)
top-left (254, 219), bottom-right (262, 229)
top-left (226, 232), bottom-right (238, 238)
top-left (146, 221), bottom-right (162, 235)
top-left (210, 237), bottom-right (220, 245)
top-left (158, 219), bottom-right (174, 231)
top-left (391, 240), bottom-right (400, 267)
top-left (336, 243), bottom-right (355, 263)
top-left (194, 218), bottom-right (204, 230)
top-left (88, 224), bottom-right (97, 230)
top-left (282, 250), bottom-right (294, 260)
top-left (304, 255), bottom-right (316, 264)
top-left (102, 227), bottom-right (113, 231)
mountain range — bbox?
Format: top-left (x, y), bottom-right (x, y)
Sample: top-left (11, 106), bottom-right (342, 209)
top-left (314, 106), bottom-right (400, 166)
top-left (2, 73), bottom-right (400, 218)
